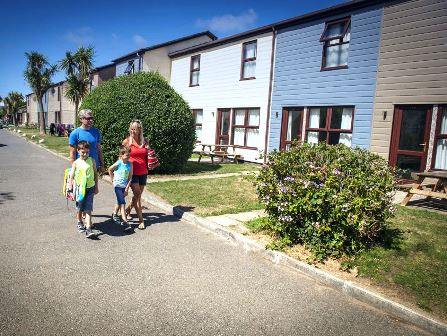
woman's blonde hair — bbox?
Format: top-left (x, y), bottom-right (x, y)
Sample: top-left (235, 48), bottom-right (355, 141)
top-left (129, 119), bottom-right (144, 145)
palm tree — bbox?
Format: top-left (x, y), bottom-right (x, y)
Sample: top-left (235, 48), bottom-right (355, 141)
top-left (3, 92), bottom-right (25, 126)
top-left (24, 52), bottom-right (57, 134)
top-left (60, 46), bottom-right (94, 124)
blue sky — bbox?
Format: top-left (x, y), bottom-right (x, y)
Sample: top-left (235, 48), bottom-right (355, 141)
top-left (0, 0), bottom-right (346, 100)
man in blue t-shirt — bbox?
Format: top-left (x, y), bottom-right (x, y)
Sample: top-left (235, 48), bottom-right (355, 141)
top-left (69, 109), bottom-right (104, 171)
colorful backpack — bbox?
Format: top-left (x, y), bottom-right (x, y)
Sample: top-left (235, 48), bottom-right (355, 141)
top-left (62, 166), bottom-right (86, 202)
top-left (74, 167), bottom-right (87, 202)
top-left (62, 168), bottom-right (74, 201)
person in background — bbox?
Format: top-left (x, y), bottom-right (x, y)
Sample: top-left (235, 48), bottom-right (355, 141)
top-left (49, 123), bottom-right (56, 136)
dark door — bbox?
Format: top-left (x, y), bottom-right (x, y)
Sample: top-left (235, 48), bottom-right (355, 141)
top-left (389, 105), bottom-right (432, 173)
top-left (280, 107), bottom-right (304, 150)
top-left (216, 109), bottom-right (231, 145)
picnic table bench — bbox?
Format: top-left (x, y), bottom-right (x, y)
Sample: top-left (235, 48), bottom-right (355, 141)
top-left (195, 144), bottom-right (241, 164)
top-left (401, 170), bottom-right (447, 206)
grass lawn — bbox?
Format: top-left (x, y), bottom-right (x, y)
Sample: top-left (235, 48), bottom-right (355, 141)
top-left (153, 160), bottom-right (260, 176)
top-left (245, 206), bottom-right (447, 318)
top-left (17, 127), bottom-right (70, 157)
top-left (352, 206), bottom-right (447, 317)
top-left (147, 175), bottom-right (262, 216)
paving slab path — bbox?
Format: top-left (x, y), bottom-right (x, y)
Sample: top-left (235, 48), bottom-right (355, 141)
top-left (0, 130), bottom-right (430, 336)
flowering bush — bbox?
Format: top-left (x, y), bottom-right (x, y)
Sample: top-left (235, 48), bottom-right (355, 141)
top-left (256, 143), bottom-right (396, 260)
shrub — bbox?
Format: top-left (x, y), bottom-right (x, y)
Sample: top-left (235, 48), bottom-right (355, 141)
top-left (80, 72), bottom-right (195, 173)
top-left (256, 143), bottom-right (396, 260)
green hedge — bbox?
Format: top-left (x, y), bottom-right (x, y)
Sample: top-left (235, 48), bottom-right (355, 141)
top-left (256, 143), bottom-right (396, 260)
top-left (80, 72), bottom-right (195, 173)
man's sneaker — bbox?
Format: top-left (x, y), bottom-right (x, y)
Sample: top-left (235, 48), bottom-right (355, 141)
top-left (77, 222), bottom-right (85, 232)
top-left (85, 228), bottom-right (96, 238)
top-left (112, 213), bottom-right (121, 223)
top-left (122, 221), bottom-right (132, 232)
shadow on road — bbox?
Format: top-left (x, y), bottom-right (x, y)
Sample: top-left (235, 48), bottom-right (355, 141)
top-left (91, 211), bottom-right (180, 237)
top-left (0, 192), bottom-right (15, 204)
top-left (173, 205), bottom-right (195, 218)
top-left (0, 143), bottom-right (7, 148)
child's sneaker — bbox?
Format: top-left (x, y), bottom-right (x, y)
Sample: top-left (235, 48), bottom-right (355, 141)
top-left (112, 213), bottom-right (121, 223)
top-left (85, 228), bottom-right (96, 238)
top-left (122, 221), bottom-right (132, 232)
top-left (77, 221), bottom-right (85, 232)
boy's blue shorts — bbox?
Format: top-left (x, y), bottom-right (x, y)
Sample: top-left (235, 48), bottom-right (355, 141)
top-left (114, 187), bottom-right (126, 205)
top-left (76, 187), bottom-right (94, 212)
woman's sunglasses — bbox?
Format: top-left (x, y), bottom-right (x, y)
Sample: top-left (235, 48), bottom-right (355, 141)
top-left (83, 117), bottom-right (94, 121)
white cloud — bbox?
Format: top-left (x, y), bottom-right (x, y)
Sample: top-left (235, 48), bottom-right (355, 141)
top-left (133, 34), bottom-right (147, 47)
top-left (64, 27), bottom-right (94, 45)
top-left (196, 9), bottom-right (258, 34)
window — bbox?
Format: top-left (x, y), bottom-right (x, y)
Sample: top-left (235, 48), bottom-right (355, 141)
top-left (190, 55), bottom-right (200, 86)
top-left (433, 106), bottom-right (447, 170)
top-left (280, 108), bottom-right (304, 150)
top-left (124, 60), bottom-right (135, 74)
top-left (231, 108), bottom-right (260, 148)
top-left (320, 18), bottom-right (351, 70)
top-left (306, 106), bottom-right (353, 146)
top-left (241, 41), bottom-right (257, 80)
top-left (192, 109), bottom-right (203, 142)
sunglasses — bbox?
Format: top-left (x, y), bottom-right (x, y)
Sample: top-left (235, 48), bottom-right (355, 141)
top-left (83, 117), bottom-right (94, 121)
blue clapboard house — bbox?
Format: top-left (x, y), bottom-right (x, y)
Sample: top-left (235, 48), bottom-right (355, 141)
top-left (268, 2), bottom-right (383, 152)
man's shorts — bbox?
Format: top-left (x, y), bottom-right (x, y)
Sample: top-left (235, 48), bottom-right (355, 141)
top-left (76, 187), bottom-right (94, 212)
top-left (114, 187), bottom-right (126, 205)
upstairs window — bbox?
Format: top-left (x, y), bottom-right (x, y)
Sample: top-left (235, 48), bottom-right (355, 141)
top-left (320, 18), bottom-right (351, 70)
top-left (241, 41), bottom-right (257, 80)
top-left (124, 60), bottom-right (135, 74)
top-left (190, 55), bottom-right (200, 86)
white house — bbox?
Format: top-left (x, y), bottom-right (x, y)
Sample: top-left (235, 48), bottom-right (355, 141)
top-left (169, 28), bottom-right (274, 163)
top-left (112, 31), bottom-right (217, 81)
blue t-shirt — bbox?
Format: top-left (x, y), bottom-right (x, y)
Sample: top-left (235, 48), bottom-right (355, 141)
top-left (69, 127), bottom-right (102, 167)
top-left (113, 159), bottom-right (132, 188)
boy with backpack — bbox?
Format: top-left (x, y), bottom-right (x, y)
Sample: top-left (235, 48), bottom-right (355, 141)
top-left (69, 141), bottom-right (98, 238)
top-left (108, 145), bottom-right (133, 232)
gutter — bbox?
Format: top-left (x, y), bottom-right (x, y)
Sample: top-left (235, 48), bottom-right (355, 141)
top-left (263, 27), bottom-right (277, 163)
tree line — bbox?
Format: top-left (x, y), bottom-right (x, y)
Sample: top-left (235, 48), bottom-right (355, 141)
top-left (3, 46), bottom-right (94, 134)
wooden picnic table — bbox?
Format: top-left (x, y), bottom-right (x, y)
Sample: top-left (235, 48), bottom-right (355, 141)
top-left (401, 170), bottom-right (447, 206)
top-left (196, 144), bottom-right (241, 164)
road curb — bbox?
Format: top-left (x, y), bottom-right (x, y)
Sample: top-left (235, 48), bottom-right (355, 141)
top-left (8, 129), bottom-right (447, 335)
top-left (140, 190), bottom-right (447, 336)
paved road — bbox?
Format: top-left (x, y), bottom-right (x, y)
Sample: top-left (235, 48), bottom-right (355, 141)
top-left (0, 130), bottom-right (429, 336)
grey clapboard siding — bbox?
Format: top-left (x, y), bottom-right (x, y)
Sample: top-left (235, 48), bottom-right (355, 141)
top-left (269, 5), bottom-right (383, 150)
top-left (370, 0), bottom-right (447, 158)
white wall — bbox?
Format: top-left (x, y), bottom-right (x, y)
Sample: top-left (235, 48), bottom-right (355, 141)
top-left (170, 32), bottom-right (273, 162)
top-left (143, 35), bottom-right (215, 82)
